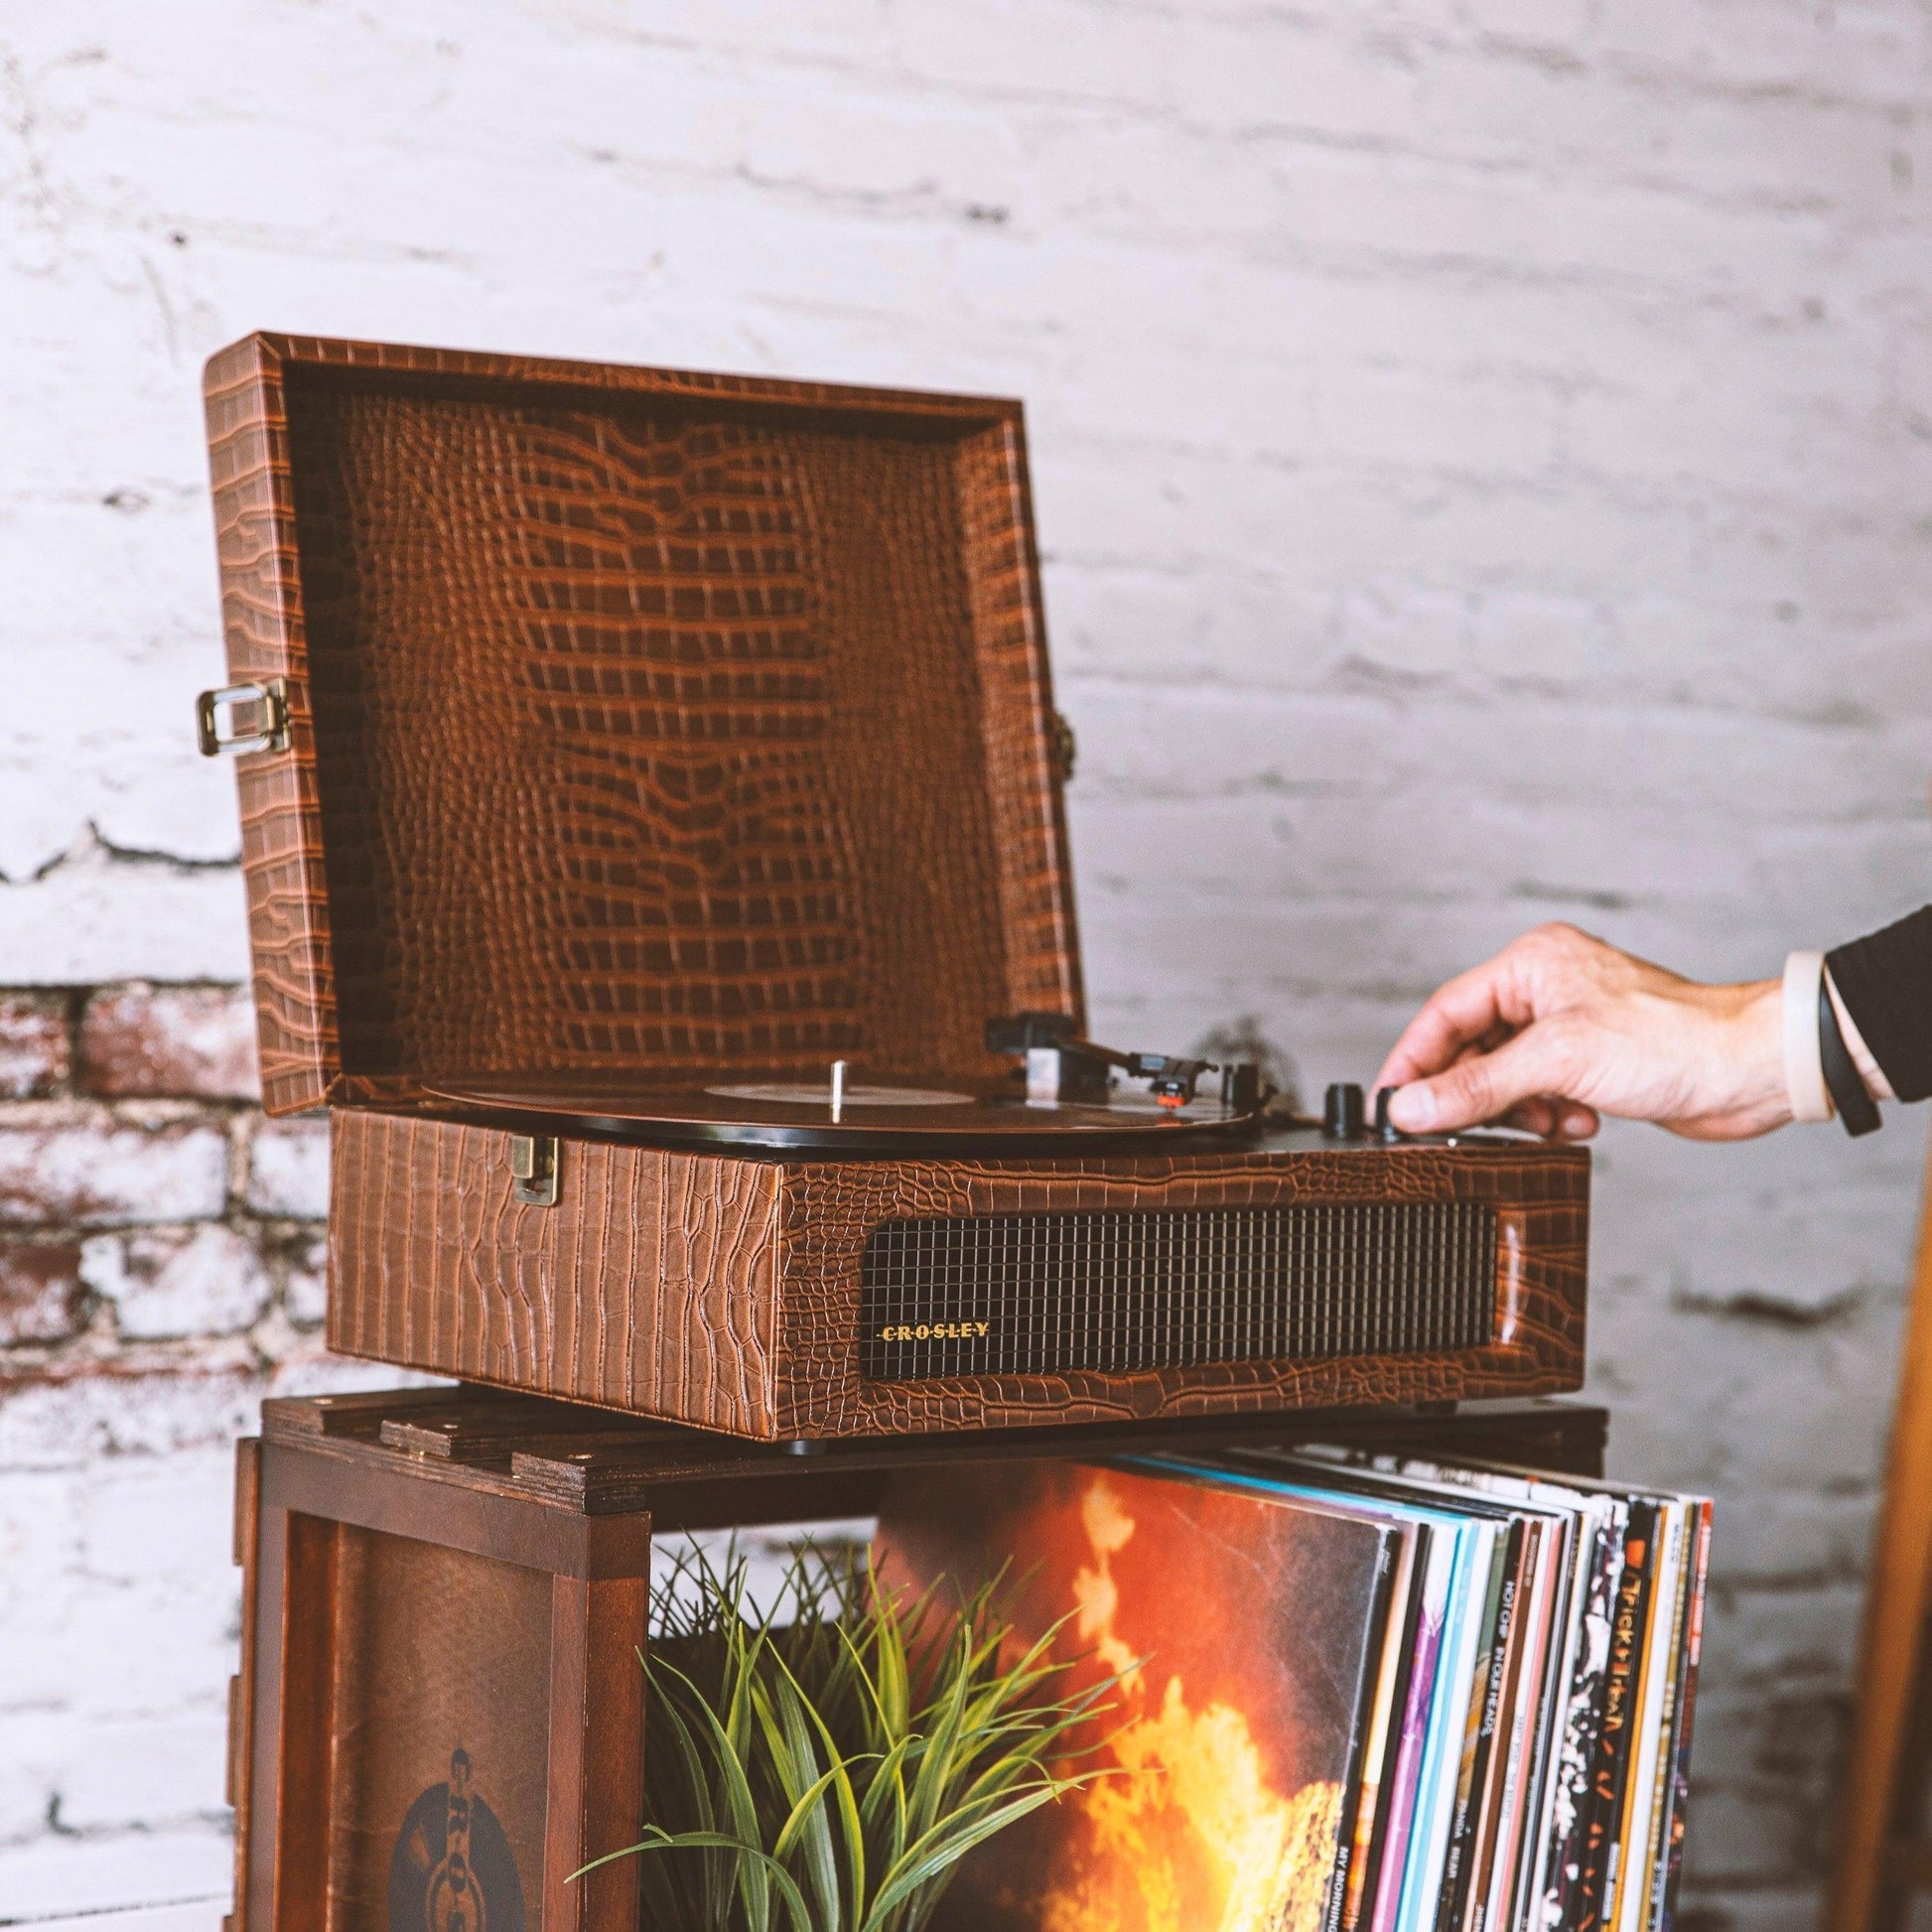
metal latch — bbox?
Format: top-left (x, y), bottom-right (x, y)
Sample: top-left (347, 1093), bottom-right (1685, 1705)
top-left (508, 1135), bottom-right (559, 1207)
top-left (196, 679), bottom-right (291, 758)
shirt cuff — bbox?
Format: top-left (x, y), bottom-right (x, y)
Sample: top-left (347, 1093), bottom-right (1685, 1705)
top-left (1828, 968), bottom-right (1896, 1103)
top-left (1783, 950), bottom-right (1834, 1122)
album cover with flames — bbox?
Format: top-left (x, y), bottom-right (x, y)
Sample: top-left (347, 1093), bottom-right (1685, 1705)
top-left (877, 1459), bottom-right (1402, 1932)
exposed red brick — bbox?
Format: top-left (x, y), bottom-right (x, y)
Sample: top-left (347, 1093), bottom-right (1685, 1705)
top-left (78, 983), bottom-right (259, 1102)
top-left (0, 1239), bottom-right (84, 1344)
top-left (0, 994), bottom-right (69, 1100)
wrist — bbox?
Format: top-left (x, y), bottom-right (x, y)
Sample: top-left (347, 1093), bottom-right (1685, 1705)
top-left (1723, 976), bottom-right (1793, 1132)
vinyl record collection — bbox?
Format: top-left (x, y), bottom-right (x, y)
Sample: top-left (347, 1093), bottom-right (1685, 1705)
top-left (881, 1447), bottom-right (1712, 1932)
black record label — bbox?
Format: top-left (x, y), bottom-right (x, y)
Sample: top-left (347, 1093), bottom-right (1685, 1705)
top-left (389, 1747), bottom-right (525, 1932)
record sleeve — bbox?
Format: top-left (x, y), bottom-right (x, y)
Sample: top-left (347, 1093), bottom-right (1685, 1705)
top-left (1468, 1513), bottom-right (1556, 1932)
top-left (876, 1458), bottom-right (1403, 1932)
top-left (1436, 1520), bottom-right (1516, 1932)
top-left (1244, 1453), bottom-right (1564, 1932)
top-left (1372, 1526), bottom-right (1472, 1932)
top-left (1302, 1449), bottom-right (1585, 1932)
top-left (1134, 1459), bottom-right (1442, 1932)
top-left (1216, 1454), bottom-right (1512, 1932)
top-left (1347, 1526), bottom-right (1431, 1932)
top-left (1483, 1509), bottom-right (1567, 1932)
top-left (1652, 1501), bottom-right (1713, 1932)
top-left (1579, 1501), bottom-right (1661, 1932)
top-left (1296, 1448), bottom-right (1625, 1932)
top-left (1633, 1508), bottom-right (1693, 1932)
top-left (1612, 1502), bottom-right (1689, 1932)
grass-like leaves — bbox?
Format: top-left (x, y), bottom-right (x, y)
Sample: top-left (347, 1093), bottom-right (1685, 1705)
top-left (576, 1541), bottom-right (1123, 1932)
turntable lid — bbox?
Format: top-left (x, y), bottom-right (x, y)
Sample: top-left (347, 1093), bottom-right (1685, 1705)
top-left (203, 335), bottom-right (1082, 1116)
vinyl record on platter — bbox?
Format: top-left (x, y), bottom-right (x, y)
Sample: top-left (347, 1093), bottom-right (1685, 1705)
top-left (422, 1068), bottom-right (1268, 1153)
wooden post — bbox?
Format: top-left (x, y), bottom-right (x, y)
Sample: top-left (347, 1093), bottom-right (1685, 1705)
top-left (1827, 1115), bottom-right (1932, 1932)
top-left (542, 1560), bottom-right (649, 1930)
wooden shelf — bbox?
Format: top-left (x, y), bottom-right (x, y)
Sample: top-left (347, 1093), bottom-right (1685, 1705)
top-left (262, 1385), bottom-right (1607, 1529)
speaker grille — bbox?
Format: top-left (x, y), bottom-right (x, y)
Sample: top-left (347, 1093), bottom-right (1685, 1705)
top-left (860, 1203), bottom-right (1498, 1382)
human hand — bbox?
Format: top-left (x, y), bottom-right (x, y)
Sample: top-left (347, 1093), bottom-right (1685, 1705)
top-left (1370, 922), bottom-right (1788, 1142)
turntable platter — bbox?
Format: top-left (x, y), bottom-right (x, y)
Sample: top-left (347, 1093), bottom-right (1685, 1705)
top-left (707, 1079), bottom-right (975, 1109)
top-left (422, 1069), bottom-right (1267, 1154)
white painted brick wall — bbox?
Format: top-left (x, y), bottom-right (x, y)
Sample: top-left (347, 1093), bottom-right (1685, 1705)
top-left (6, 0), bottom-right (1931, 1919)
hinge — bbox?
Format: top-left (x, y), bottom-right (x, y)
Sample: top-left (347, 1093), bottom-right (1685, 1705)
top-left (196, 678), bottom-right (291, 758)
top-left (508, 1134), bottom-right (559, 1207)
top-left (1050, 710), bottom-right (1076, 785)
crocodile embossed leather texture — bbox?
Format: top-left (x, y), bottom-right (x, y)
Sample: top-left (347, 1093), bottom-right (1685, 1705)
top-left (204, 337), bottom-right (1079, 1115)
top-left (327, 1111), bottom-right (1589, 1443)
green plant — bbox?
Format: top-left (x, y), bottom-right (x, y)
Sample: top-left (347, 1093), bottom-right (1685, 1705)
top-left (578, 1540), bottom-right (1120, 1932)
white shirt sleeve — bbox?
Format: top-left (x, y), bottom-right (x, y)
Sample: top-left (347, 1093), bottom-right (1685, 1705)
top-left (1782, 950), bottom-right (1833, 1122)
top-left (1783, 948), bottom-right (1895, 1120)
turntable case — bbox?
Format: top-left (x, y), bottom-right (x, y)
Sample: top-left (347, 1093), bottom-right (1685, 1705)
top-left (327, 1109), bottom-right (1588, 1438)
top-left (201, 334), bottom-right (1588, 1442)
top-left (202, 333), bottom-right (1078, 1116)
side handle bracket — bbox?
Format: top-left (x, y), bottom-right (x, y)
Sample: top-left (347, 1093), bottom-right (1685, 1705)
top-left (196, 679), bottom-right (291, 758)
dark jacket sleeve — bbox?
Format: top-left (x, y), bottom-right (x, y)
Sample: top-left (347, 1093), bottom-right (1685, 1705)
top-left (1826, 906), bottom-right (1932, 1103)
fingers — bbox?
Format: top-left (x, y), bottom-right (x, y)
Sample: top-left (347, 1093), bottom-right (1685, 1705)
top-left (1500, 1097), bottom-right (1602, 1141)
top-left (1372, 949), bottom-right (1529, 1094)
top-left (1385, 1030), bottom-right (1570, 1134)
top-left (1485, 1096), bottom-right (1602, 1146)
top-left (1500, 1096), bottom-right (1561, 1138)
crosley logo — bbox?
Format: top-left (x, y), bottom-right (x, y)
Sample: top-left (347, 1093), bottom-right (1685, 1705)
top-left (389, 1746), bottom-right (526, 1932)
top-left (878, 1320), bottom-right (992, 1342)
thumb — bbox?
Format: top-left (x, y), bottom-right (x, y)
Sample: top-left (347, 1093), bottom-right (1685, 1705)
top-left (1387, 1033), bottom-right (1563, 1134)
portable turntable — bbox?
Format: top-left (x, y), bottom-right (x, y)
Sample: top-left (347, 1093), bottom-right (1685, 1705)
top-left (198, 333), bottom-right (1587, 1441)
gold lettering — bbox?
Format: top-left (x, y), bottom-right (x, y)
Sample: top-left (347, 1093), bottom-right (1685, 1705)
top-left (878, 1320), bottom-right (996, 1343)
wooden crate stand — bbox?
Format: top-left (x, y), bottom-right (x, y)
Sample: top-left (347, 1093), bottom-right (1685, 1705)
top-left (227, 1387), bottom-right (1609, 1932)
top-left (230, 1398), bottom-right (654, 1932)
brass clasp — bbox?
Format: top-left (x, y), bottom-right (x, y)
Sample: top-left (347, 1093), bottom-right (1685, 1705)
top-left (196, 679), bottom-right (291, 758)
top-left (508, 1134), bottom-right (559, 1207)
